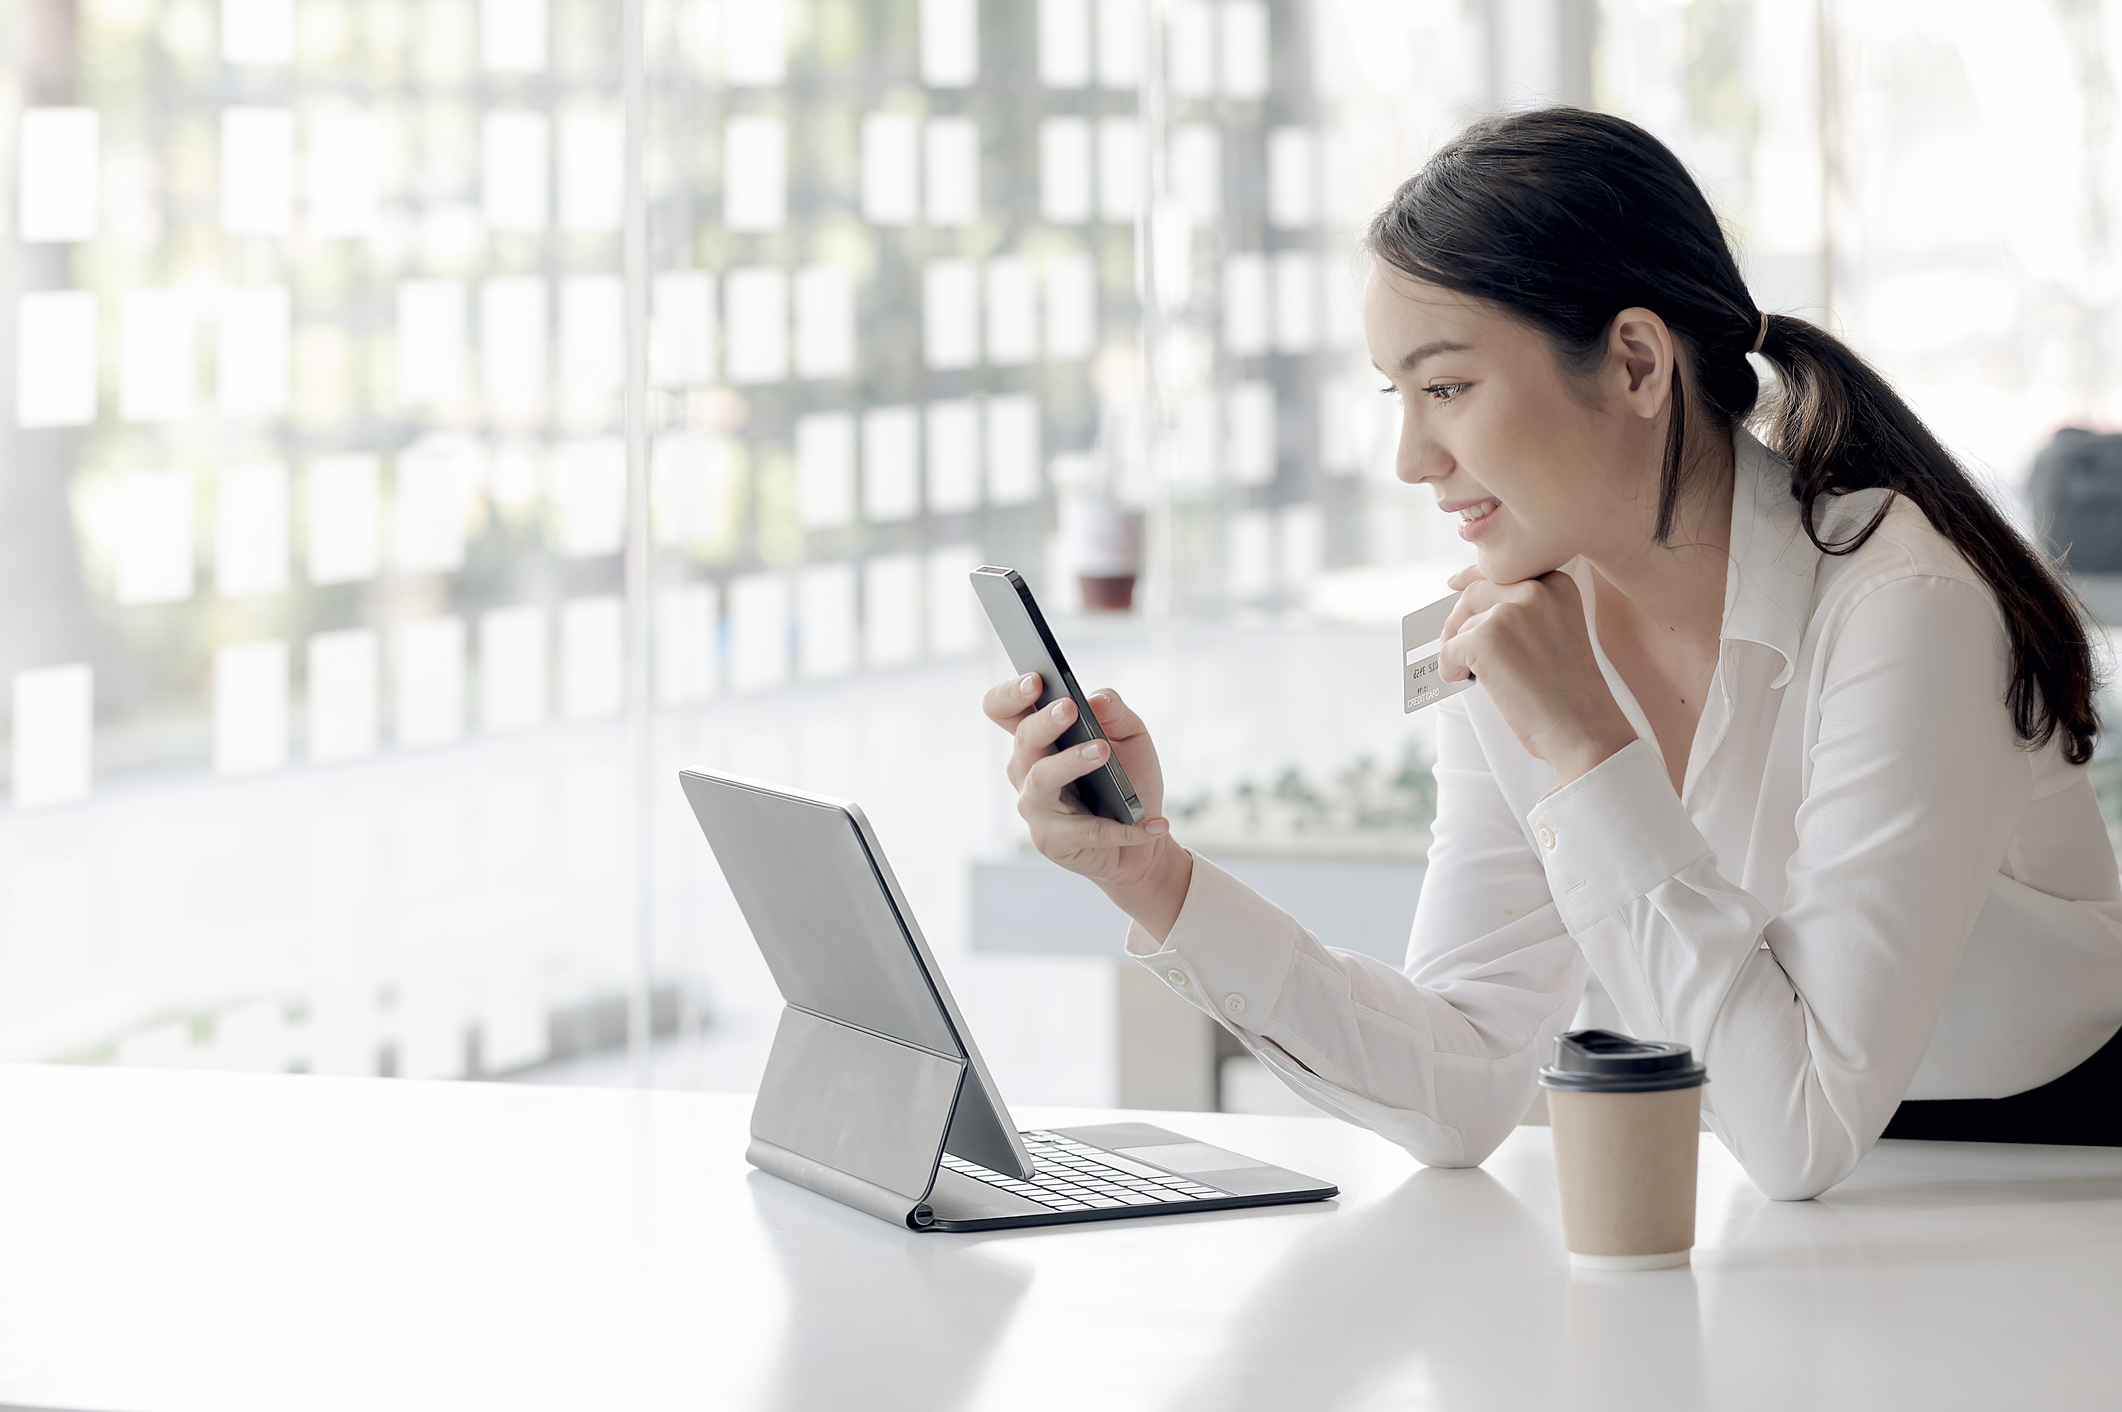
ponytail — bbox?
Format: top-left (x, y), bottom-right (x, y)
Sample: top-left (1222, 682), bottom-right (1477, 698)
top-left (1365, 107), bottom-right (2100, 766)
top-left (1751, 315), bottom-right (2098, 764)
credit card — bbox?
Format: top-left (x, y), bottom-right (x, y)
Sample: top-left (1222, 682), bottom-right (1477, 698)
top-left (1402, 591), bottom-right (1474, 713)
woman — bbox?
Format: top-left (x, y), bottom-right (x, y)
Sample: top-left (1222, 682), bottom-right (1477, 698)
top-left (982, 109), bottom-right (2122, 1201)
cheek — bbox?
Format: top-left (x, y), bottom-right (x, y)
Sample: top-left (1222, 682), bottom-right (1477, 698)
top-left (1485, 390), bottom-right (1595, 518)
top-left (1461, 389), bottom-right (1568, 510)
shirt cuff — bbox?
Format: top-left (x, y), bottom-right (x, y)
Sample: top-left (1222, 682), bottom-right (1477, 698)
top-left (1527, 738), bottom-right (1713, 935)
top-left (1124, 853), bottom-right (1300, 1025)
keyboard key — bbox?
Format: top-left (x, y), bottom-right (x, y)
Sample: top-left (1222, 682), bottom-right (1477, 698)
top-left (951, 1137), bottom-right (1245, 1218)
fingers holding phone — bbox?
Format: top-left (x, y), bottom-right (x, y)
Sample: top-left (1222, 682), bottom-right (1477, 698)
top-left (985, 680), bottom-right (1165, 852)
top-left (982, 671), bottom-right (1045, 736)
top-left (1014, 710), bottom-right (1192, 938)
top-left (1018, 733), bottom-right (1166, 845)
top-left (986, 672), bottom-right (1150, 808)
top-left (1008, 694), bottom-right (1085, 793)
top-left (969, 567), bottom-right (1147, 827)
top-left (1081, 688), bottom-right (1163, 815)
top-left (970, 570), bottom-right (1191, 920)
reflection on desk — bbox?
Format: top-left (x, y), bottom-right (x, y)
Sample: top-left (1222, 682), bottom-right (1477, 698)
top-left (0, 1067), bottom-right (2117, 1411)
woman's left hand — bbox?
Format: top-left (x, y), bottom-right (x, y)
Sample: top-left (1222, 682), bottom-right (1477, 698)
top-left (1439, 565), bottom-right (1638, 787)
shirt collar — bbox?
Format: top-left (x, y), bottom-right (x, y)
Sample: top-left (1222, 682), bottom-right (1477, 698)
top-left (1722, 428), bottom-right (1820, 690)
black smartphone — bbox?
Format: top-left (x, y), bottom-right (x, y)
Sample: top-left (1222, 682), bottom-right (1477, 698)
top-left (969, 566), bottom-right (1147, 826)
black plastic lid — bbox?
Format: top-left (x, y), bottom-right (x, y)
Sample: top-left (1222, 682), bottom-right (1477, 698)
top-left (1537, 1029), bottom-right (1707, 1093)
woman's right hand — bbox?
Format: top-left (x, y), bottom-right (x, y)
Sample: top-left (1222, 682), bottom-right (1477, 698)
top-left (980, 674), bottom-right (1194, 938)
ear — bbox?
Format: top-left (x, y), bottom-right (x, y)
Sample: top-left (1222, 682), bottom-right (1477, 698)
top-left (1606, 307), bottom-right (1677, 421)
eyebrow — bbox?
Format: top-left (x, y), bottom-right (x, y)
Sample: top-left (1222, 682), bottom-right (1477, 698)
top-left (1373, 339), bottom-right (1474, 376)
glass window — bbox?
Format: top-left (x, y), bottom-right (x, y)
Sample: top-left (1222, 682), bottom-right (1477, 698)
top-left (2, 0), bottom-right (2098, 1107)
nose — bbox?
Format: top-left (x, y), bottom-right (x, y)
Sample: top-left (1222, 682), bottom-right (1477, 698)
top-left (1394, 405), bottom-right (1451, 486)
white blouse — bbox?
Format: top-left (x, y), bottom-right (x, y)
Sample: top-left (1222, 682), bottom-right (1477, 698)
top-left (1129, 430), bottom-right (2122, 1200)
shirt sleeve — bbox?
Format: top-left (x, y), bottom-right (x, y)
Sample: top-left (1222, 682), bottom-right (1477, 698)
top-left (1125, 695), bottom-right (1587, 1169)
top-left (1529, 571), bottom-right (2031, 1199)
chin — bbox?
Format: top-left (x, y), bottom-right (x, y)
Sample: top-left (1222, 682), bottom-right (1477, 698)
top-left (1475, 550), bottom-right (1559, 587)
top-left (1473, 545), bottom-right (1531, 585)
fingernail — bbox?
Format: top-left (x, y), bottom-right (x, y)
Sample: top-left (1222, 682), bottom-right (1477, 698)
top-left (1051, 700), bottom-right (1071, 720)
top-left (1079, 742), bottom-right (1102, 760)
top-left (1145, 818), bottom-right (1169, 836)
top-left (1020, 674), bottom-right (1038, 695)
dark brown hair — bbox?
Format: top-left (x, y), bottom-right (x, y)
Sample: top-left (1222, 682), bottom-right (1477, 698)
top-left (1364, 108), bottom-right (2098, 764)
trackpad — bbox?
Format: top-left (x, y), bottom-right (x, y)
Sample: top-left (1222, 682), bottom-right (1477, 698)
top-left (1114, 1141), bottom-right (1269, 1175)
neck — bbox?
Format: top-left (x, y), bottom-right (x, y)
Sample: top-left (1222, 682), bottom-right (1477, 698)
top-left (1582, 431), bottom-right (1737, 646)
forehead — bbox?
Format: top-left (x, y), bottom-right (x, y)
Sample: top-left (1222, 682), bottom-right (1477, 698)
top-left (1361, 266), bottom-right (1494, 343)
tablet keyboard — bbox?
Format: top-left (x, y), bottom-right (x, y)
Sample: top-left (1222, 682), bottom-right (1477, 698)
top-left (938, 1129), bottom-right (1225, 1213)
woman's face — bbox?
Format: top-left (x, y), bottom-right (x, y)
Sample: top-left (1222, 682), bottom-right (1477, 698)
top-left (1361, 268), bottom-right (1667, 584)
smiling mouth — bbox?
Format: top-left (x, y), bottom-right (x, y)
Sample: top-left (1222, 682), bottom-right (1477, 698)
top-left (1457, 498), bottom-right (1500, 524)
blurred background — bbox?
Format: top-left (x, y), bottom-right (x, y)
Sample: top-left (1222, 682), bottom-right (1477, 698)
top-left (2, 0), bottom-right (2118, 1112)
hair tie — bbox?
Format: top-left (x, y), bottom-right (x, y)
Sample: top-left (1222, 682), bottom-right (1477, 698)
top-left (1749, 310), bottom-right (1770, 355)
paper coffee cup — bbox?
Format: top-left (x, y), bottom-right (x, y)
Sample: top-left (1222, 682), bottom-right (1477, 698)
top-left (1539, 1029), bottom-right (1707, 1271)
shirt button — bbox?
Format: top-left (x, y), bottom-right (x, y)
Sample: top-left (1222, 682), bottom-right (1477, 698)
top-left (1538, 825), bottom-right (1556, 850)
top-left (1224, 994), bottom-right (1247, 1016)
top-left (1723, 643), bottom-right (1738, 666)
top-left (1166, 969), bottom-right (1189, 988)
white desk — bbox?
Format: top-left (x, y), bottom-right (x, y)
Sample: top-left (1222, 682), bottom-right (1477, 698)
top-left (1, 1067), bottom-right (2118, 1412)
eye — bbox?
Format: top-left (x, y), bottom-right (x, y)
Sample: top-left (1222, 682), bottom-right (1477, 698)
top-left (1422, 382), bottom-right (1472, 402)
top-left (1377, 384), bottom-right (1402, 400)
